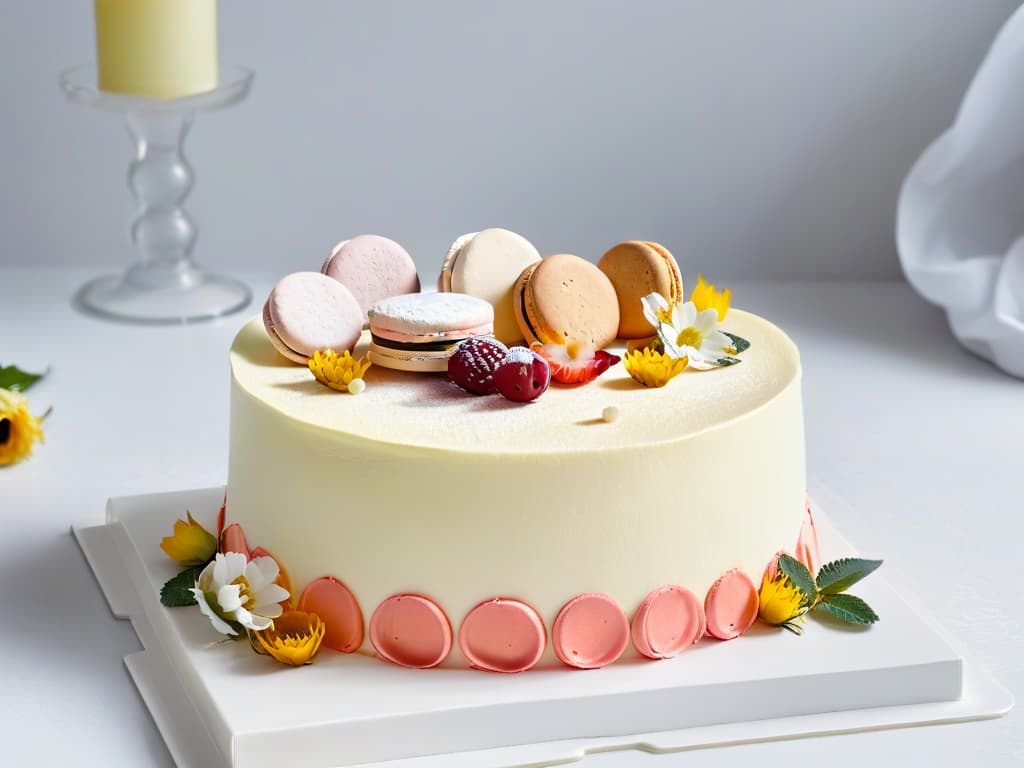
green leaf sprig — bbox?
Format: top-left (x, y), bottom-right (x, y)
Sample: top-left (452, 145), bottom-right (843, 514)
top-left (160, 565), bottom-right (204, 607)
top-left (0, 365), bottom-right (46, 392)
top-left (778, 554), bottom-right (882, 627)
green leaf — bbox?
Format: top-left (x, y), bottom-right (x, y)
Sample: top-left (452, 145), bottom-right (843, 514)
top-left (715, 356), bottom-right (743, 367)
top-left (160, 566), bottom-right (202, 607)
top-left (815, 557), bottom-right (883, 595)
top-left (723, 332), bottom-right (751, 354)
top-left (813, 593), bottom-right (879, 625)
top-left (778, 554), bottom-right (817, 604)
top-left (0, 365), bottom-right (46, 392)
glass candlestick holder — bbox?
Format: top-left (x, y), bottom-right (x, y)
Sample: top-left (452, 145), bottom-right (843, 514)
top-left (60, 63), bottom-right (254, 324)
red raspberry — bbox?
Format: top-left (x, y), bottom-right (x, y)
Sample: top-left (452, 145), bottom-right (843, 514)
top-left (493, 347), bottom-right (551, 403)
top-left (448, 336), bottom-right (510, 395)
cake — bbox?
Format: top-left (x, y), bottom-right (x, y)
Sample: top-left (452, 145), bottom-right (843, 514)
top-left (224, 300), bottom-right (806, 669)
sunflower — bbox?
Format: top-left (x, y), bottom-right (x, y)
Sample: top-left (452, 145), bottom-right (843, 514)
top-left (0, 388), bottom-right (45, 466)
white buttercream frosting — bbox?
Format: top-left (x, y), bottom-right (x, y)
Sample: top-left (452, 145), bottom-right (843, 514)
top-left (227, 309), bottom-right (806, 667)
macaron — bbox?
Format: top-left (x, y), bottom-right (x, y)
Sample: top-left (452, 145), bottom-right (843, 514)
top-left (263, 272), bottom-right (364, 364)
top-left (597, 241), bottom-right (684, 339)
top-left (368, 293), bottom-right (494, 373)
top-left (513, 253), bottom-right (620, 349)
top-left (321, 235), bottom-right (420, 324)
top-left (438, 228), bottom-right (542, 344)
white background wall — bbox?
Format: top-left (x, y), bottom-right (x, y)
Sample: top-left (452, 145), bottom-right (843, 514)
top-left (1, 1), bottom-right (1019, 281)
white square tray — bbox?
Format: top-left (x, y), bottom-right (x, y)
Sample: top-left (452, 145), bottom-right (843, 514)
top-left (72, 487), bottom-right (1012, 768)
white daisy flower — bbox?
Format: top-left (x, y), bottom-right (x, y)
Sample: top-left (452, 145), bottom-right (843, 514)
top-left (190, 552), bottom-right (289, 636)
top-left (658, 300), bottom-right (732, 369)
top-left (641, 292), bottom-right (673, 331)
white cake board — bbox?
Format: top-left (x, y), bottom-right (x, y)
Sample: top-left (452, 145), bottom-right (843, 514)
top-left (72, 488), bottom-right (1012, 768)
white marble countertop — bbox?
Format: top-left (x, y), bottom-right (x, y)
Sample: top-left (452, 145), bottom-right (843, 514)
top-left (1, 267), bottom-right (1020, 766)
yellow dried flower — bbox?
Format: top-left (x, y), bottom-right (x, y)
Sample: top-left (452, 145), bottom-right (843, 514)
top-left (689, 274), bottom-right (731, 321)
top-left (758, 569), bottom-right (807, 630)
top-left (255, 610), bottom-right (326, 666)
top-left (308, 350), bottom-right (372, 392)
top-left (0, 388), bottom-right (45, 466)
top-left (623, 348), bottom-right (688, 388)
top-left (160, 511), bottom-right (218, 566)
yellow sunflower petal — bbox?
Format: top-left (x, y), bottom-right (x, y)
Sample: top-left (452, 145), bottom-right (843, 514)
top-left (160, 511), bottom-right (219, 566)
top-left (758, 570), bottom-right (806, 626)
top-left (623, 348), bottom-right (688, 388)
top-left (308, 350), bottom-right (372, 393)
top-left (0, 388), bottom-right (45, 467)
top-left (255, 611), bottom-right (326, 666)
top-left (689, 274), bottom-right (731, 321)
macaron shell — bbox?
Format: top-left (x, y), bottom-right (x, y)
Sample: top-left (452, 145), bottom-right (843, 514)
top-left (630, 585), bottom-right (704, 659)
top-left (368, 342), bottom-right (455, 373)
top-left (438, 231), bottom-right (478, 292)
top-left (321, 239), bottom-right (350, 273)
top-left (322, 235), bottom-right (421, 321)
top-left (704, 569), bottom-right (759, 641)
top-left (268, 272), bottom-right (364, 359)
top-left (448, 228), bottom-right (542, 344)
top-left (368, 292), bottom-right (494, 336)
top-left (522, 254), bottom-right (620, 348)
top-left (458, 598), bottom-right (547, 673)
top-left (512, 261), bottom-right (542, 345)
top-left (262, 299), bottom-right (309, 364)
top-left (598, 241), bottom-right (683, 339)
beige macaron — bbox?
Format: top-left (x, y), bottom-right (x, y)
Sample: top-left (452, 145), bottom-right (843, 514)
top-left (439, 228), bottom-right (541, 344)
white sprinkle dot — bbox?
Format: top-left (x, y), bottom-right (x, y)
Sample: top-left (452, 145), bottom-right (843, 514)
top-left (348, 379), bottom-right (366, 395)
top-left (602, 405), bottom-right (619, 423)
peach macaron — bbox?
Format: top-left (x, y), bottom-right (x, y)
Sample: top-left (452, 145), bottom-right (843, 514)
top-left (597, 241), bottom-right (683, 339)
top-left (513, 253), bottom-right (620, 349)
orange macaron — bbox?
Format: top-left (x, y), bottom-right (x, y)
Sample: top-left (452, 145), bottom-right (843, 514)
top-left (513, 253), bottom-right (620, 349)
top-left (597, 241), bottom-right (683, 339)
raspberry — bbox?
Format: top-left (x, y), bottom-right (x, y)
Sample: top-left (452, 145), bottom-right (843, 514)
top-left (493, 347), bottom-right (551, 403)
top-left (447, 336), bottom-right (510, 395)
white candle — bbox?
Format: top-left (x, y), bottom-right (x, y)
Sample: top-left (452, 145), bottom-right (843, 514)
top-left (95, 0), bottom-right (219, 99)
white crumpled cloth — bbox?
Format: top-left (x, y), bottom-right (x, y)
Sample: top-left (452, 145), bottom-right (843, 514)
top-left (898, 6), bottom-right (1024, 379)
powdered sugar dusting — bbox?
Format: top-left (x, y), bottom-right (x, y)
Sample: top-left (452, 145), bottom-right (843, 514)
top-left (368, 293), bottom-right (494, 333)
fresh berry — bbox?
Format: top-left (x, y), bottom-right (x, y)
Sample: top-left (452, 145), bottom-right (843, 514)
top-left (448, 336), bottom-right (510, 395)
top-left (493, 347), bottom-right (551, 403)
top-left (533, 344), bottom-right (621, 385)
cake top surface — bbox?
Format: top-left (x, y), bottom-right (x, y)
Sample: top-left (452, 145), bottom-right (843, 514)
top-left (230, 309), bottom-right (800, 455)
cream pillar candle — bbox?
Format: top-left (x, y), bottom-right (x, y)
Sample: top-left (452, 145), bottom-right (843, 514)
top-left (95, 0), bottom-right (218, 99)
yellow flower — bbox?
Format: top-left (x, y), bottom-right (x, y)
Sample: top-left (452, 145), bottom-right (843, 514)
top-left (308, 350), bottom-right (372, 393)
top-left (0, 388), bottom-right (45, 466)
top-left (623, 347), bottom-right (688, 388)
top-left (689, 274), bottom-right (731, 321)
top-left (758, 569), bottom-right (807, 630)
top-left (254, 610), bottom-right (326, 666)
top-left (160, 511), bottom-right (218, 566)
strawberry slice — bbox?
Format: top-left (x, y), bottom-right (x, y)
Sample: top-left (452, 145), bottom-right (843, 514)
top-left (533, 343), bottom-right (621, 385)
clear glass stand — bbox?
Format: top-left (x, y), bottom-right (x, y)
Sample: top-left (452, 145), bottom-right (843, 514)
top-left (60, 63), bottom-right (254, 324)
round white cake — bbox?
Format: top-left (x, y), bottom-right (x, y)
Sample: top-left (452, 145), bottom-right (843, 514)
top-left (226, 309), bottom-right (805, 668)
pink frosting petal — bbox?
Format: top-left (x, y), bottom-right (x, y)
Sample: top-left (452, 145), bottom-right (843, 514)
top-left (369, 594), bottom-right (452, 669)
top-left (220, 523), bottom-right (249, 559)
top-left (704, 569), bottom-right (759, 640)
top-left (458, 598), bottom-right (546, 673)
top-left (552, 593), bottom-right (630, 669)
top-left (630, 585), bottom-right (704, 659)
top-left (298, 577), bottom-right (364, 653)
top-left (795, 501), bottom-right (821, 576)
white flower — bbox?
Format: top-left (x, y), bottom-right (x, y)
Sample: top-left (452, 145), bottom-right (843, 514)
top-left (641, 292), bottom-right (673, 331)
top-left (658, 300), bottom-right (732, 369)
top-left (190, 552), bottom-right (289, 636)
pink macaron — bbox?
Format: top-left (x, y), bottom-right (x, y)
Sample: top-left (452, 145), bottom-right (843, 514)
top-left (368, 292), bottom-right (494, 372)
top-left (321, 235), bottom-right (421, 323)
top-left (263, 271), bottom-right (364, 364)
